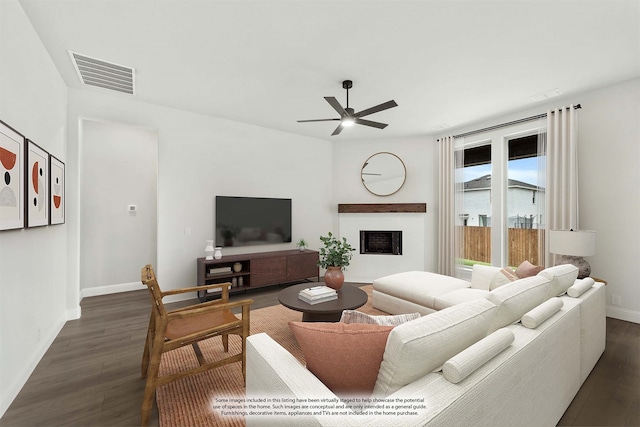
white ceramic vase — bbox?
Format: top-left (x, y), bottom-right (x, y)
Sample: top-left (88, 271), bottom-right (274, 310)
top-left (204, 240), bottom-right (214, 260)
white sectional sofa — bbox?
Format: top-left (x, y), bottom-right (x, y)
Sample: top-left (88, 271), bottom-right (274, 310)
top-left (245, 264), bottom-right (606, 427)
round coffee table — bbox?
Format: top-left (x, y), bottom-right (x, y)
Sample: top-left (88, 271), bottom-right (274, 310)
top-left (278, 283), bottom-right (368, 322)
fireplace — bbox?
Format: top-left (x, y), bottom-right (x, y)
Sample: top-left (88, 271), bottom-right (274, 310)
top-left (360, 230), bottom-right (402, 255)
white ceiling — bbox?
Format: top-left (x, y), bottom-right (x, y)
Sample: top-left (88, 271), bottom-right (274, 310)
top-left (18, 0), bottom-right (640, 141)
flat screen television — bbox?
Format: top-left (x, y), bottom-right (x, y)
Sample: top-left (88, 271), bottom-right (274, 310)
top-left (215, 196), bottom-right (292, 247)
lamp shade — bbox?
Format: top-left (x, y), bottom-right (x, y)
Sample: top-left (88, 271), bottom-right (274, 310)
top-left (549, 230), bottom-right (596, 257)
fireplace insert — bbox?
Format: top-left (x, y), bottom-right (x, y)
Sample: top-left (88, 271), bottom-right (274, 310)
top-left (360, 230), bottom-right (402, 255)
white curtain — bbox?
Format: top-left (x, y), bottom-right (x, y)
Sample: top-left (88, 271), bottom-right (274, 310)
top-left (535, 117), bottom-right (547, 267)
top-left (438, 136), bottom-right (464, 276)
top-left (544, 105), bottom-right (579, 266)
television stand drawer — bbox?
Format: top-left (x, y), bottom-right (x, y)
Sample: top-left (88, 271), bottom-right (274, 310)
top-left (251, 256), bottom-right (287, 286)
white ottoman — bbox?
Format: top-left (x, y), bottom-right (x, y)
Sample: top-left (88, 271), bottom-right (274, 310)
top-left (372, 271), bottom-right (471, 315)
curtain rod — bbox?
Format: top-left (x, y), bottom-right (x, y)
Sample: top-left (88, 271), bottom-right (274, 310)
top-left (438, 104), bottom-right (581, 141)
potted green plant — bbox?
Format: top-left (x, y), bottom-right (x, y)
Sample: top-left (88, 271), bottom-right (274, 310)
top-left (296, 238), bottom-right (308, 251)
top-left (317, 232), bottom-right (355, 290)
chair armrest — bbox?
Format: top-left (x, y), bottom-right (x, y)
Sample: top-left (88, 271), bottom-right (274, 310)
top-left (167, 298), bottom-right (253, 320)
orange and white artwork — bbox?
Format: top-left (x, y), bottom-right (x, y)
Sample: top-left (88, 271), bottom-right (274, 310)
top-left (26, 139), bottom-right (48, 227)
top-left (0, 121), bottom-right (25, 230)
top-left (49, 155), bottom-right (65, 224)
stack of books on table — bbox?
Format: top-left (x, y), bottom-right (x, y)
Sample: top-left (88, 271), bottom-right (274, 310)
top-left (298, 286), bottom-right (338, 305)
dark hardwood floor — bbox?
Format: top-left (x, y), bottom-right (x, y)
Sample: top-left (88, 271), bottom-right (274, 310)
top-left (1, 283), bottom-right (638, 427)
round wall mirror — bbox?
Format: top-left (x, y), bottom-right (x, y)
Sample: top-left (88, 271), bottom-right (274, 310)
top-left (361, 152), bottom-right (406, 196)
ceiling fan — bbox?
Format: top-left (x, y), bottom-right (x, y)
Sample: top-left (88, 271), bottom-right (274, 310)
top-left (297, 80), bottom-right (398, 136)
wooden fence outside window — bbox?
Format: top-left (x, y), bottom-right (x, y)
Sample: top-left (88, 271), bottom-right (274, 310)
top-left (460, 226), bottom-right (545, 267)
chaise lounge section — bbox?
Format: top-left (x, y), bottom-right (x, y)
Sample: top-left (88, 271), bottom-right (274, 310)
top-left (246, 264), bottom-right (605, 426)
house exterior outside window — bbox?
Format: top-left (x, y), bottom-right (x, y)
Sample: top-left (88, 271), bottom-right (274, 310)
top-left (456, 126), bottom-right (546, 269)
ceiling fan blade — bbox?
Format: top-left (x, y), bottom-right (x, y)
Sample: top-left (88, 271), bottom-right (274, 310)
top-left (355, 118), bottom-right (388, 129)
top-left (297, 118), bottom-right (340, 123)
top-left (325, 97), bottom-right (348, 116)
top-left (331, 123), bottom-right (344, 136)
top-left (354, 100), bottom-right (398, 118)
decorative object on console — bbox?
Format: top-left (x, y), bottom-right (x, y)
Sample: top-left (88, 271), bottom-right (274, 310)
top-left (296, 238), bottom-right (308, 251)
top-left (0, 119), bottom-right (25, 231)
top-left (317, 232), bottom-right (355, 290)
top-left (204, 240), bottom-right (214, 260)
top-left (214, 246), bottom-right (223, 259)
top-left (549, 229), bottom-right (596, 279)
top-left (233, 262), bottom-right (242, 272)
top-left (361, 152), bottom-right (406, 196)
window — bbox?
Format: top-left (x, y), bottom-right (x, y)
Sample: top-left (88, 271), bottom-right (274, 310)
top-left (456, 122), bottom-right (545, 269)
top-left (456, 142), bottom-right (492, 265)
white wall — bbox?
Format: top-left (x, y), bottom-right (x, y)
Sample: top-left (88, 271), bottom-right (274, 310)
top-left (443, 78), bottom-right (640, 323)
top-left (80, 119), bottom-right (158, 296)
top-left (0, 0), bottom-right (68, 417)
top-left (577, 79), bottom-right (639, 323)
top-left (67, 88), bottom-right (333, 300)
top-left (332, 137), bottom-right (438, 282)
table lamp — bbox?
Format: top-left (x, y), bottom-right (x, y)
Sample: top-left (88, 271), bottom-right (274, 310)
top-left (549, 229), bottom-right (596, 279)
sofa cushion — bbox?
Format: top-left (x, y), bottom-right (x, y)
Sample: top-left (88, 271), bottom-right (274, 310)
top-left (442, 328), bottom-right (515, 384)
top-left (373, 298), bottom-right (497, 397)
top-left (489, 268), bottom-right (519, 290)
top-left (521, 297), bottom-right (564, 329)
top-left (567, 277), bottom-right (595, 298)
top-left (434, 288), bottom-right (490, 310)
top-left (537, 264), bottom-right (579, 299)
top-left (470, 264), bottom-right (502, 290)
top-left (373, 271), bottom-right (471, 310)
top-left (289, 321), bottom-right (393, 396)
top-left (515, 260), bottom-right (544, 278)
top-left (485, 275), bottom-right (551, 333)
top-left (339, 310), bottom-right (421, 326)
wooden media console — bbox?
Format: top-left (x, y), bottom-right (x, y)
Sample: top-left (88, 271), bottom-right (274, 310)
top-left (196, 249), bottom-right (319, 301)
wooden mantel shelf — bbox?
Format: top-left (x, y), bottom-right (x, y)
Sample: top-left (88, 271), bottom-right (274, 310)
top-left (338, 203), bottom-right (427, 213)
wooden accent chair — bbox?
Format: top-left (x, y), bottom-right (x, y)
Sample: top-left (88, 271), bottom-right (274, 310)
top-left (139, 264), bottom-right (253, 426)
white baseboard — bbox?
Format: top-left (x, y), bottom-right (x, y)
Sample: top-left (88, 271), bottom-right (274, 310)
top-left (606, 305), bottom-right (640, 324)
top-left (81, 281), bottom-right (143, 299)
top-left (0, 311), bottom-right (66, 419)
top-left (66, 305), bottom-right (82, 321)
top-left (342, 275), bottom-right (374, 285)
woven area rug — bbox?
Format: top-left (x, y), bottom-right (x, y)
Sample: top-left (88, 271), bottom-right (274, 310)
top-left (156, 285), bottom-right (385, 427)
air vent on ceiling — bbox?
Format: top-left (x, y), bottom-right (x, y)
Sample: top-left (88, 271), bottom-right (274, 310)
top-left (69, 51), bottom-right (135, 95)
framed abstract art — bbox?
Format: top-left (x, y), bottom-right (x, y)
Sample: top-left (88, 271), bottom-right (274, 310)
top-left (26, 139), bottom-right (49, 227)
top-left (0, 120), bottom-right (25, 231)
top-left (49, 155), bottom-right (65, 224)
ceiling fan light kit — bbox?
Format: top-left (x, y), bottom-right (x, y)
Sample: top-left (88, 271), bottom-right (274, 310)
top-left (298, 80), bottom-right (398, 136)
top-left (341, 116), bottom-right (355, 127)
